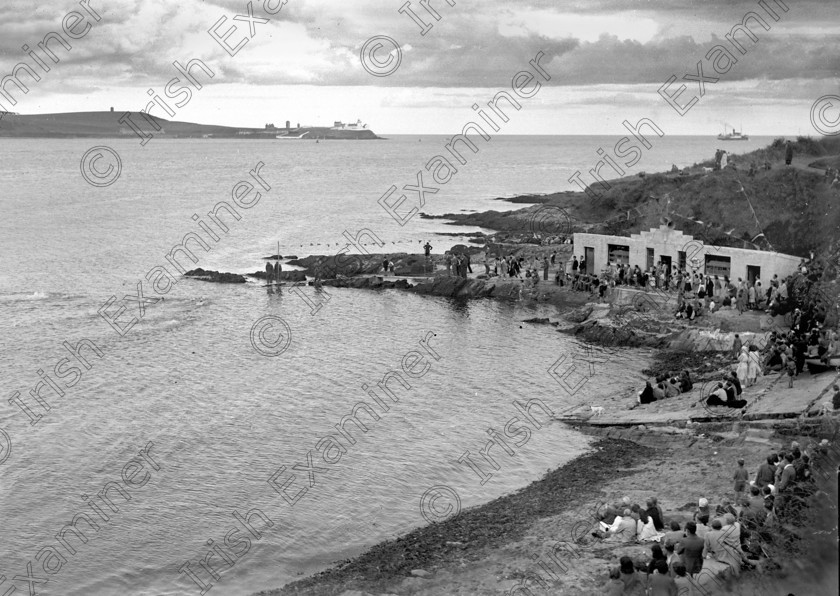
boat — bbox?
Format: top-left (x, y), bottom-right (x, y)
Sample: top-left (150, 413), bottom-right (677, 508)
top-left (717, 126), bottom-right (749, 141)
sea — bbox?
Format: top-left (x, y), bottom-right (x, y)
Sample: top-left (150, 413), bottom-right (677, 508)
top-left (0, 135), bottom-right (774, 595)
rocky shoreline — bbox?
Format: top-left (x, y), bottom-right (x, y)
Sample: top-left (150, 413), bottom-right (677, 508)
top-left (215, 139), bottom-right (840, 595)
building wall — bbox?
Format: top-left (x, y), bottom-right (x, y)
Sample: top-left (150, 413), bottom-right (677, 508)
top-left (572, 226), bottom-right (802, 283)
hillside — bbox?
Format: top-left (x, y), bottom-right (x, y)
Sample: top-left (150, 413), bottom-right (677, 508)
top-left (437, 137), bottom-right (840, 259)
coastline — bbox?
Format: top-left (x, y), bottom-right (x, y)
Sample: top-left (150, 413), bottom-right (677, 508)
top-left (245, 139), bottom-right (840, 596)
top-left (260, 423), bottom-right (838, 596)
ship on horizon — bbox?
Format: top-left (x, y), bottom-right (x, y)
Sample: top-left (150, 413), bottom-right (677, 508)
top-left (717, 125), bottom-right (749, 141)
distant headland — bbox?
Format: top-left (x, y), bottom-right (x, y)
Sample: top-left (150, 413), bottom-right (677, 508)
top-left (0, 110), bottom-right (383, 140)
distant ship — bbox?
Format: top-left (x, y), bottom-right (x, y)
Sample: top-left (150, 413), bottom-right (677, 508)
top-left (717, 126), bottom-right (749, 141)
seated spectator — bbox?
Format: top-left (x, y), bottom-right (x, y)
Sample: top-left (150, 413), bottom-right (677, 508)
top-left (645, 497), bottom-right (664, 530)
top-left (679, 370), bottom-right (693, 392)
top-left (729, 371), bottom-right (742, 396)
top-left (704, 519), bottom-right (742, 577)
top-left (646, 543), bottom-right (667, 574)
top-left (694, 498), bottom-right (711, 525)
top-left (662, 520), bottom-right (684, 549)
top-left (648, 559), bottom-right (678, 595)
top-left (599, 505), bottom-right (617, 526)
top-left (664, 542), bottom-right (681, 576)
top-left (705, 383), bottom-right (729, 407)
top-left (605, 566), bottom-right (624, 596)
top-left (639, 381), bottom-right (656, 404)
top-left (672, 563), bottom-right (693, 595)
top-left (716, 497), bottom-right (737, 518)
top-left (619, 556), bottom-right (644, 595)
top-left (663, 379), bottom-right (681, 398)
top-left (653, 383), bottom-right (667, 400)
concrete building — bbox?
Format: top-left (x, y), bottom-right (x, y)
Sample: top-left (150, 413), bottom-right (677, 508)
top-left (572, 225), bottom-right (802, 285)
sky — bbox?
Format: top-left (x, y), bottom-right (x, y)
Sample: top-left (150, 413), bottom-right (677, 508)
top-left (0, 0), bottom-right (837, 134)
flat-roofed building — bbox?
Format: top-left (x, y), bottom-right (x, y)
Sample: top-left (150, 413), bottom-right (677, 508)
top-left (572, 225), bottom-right (801, 285)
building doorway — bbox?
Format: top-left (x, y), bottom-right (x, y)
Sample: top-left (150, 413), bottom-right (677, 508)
top-left (660, 255), bottom-right (672, 273)
top-left (747, 265), bottom-right (761, 286)
top-left (585, 247), bottom-right (594, 274)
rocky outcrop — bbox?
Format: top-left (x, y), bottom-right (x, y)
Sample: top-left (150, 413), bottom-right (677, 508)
top-left (409, 277), bottom-right (522, 300)
top-left (184, 269), bottom-right (246, 283)
top-left (318, 277), bottom-right (411, 290)
top-left (569, 320), bottom-right (668, 348)
top-left (251, 269), bottom-right (308, 282)
top-left (288, 253), bottom-right (439, 279)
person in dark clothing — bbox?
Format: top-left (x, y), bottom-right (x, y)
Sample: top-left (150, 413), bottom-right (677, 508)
top-left (646, 544), bottom-right (668, 575)
top-left (646, 498), bottom-right (664, 530)
top-left (754, 455), bottom-right (777, 488)
top-left (680, 522), bottom-right (704, 576)
top-left (639, 381), bottom-right (656, 404)
top-left (572, 257), bottom-right (579, 272)
top-left (729, 371), bottom-right (742, 396)
top-left (785, 141), bottom-right (793, 166)
top-left (679, 370), bottom-right (693, 392)
top-left (423, 241), bottom-right (432, 256)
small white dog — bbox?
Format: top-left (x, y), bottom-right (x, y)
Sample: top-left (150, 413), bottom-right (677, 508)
top-left (703, 167), bottom-right (713, 173)
top-left (590, 405), bottom-right (605, 416)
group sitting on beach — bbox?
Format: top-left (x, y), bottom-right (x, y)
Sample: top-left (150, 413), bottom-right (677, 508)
top-left (637, 370), bottom-right (693, 405)
top-left (597, 439), bottom-right (826, 595)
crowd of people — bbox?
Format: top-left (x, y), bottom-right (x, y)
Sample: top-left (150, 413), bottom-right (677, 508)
top-left (597, 439), bottom-right (830, 595)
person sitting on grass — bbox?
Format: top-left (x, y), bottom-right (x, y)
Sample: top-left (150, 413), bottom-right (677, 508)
top-left (593, 509), bottom-right (637, 542)
top-left (619, 556), bottom-right (645, 595)
top-left (672, 563), bottom-right (693, 595)
top-left (664, 378), bottom-right (681, 398)
top-left (679, 370), bottom-right (693, 392)
top-left (694, 497), bottom-right (711, 525)
top-left (648, 559), bottom-right (679, 596)
top-left (646, 497), bottom-right (665, 531)
top-left (639, 381), bottom-right (656, 404)
top-left (605, 566), bottom-right (624, 596)
top-left (662, 520), bottom-right (685, 549)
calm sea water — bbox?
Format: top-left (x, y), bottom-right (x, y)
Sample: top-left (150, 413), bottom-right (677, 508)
top-left (0, 135), bottom-right (768, 595)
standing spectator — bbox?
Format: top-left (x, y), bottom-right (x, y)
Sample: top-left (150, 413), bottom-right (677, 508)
top-left (733, 459), bottom-right (748, 501)
top-left (786, 355), bottom-right (797, 387)
top-left (680, 522), bottom-right (705, 576)
top-left (785, 140), bottom-right (794, 166)
top-left (423, 241), bottom-right (432, 257)
top-left (445, 253), bottom-right (452, 276)
top-left (832, 384), bottom-right (840, 411)
top-left (754, 454), bottom-right (777, 488)
top-left (543, 256), bottom-right (549, 281)
top-left (732, 334), bottom-right (742, 358)
top-left (572, 256), bottom-right (579, 273)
